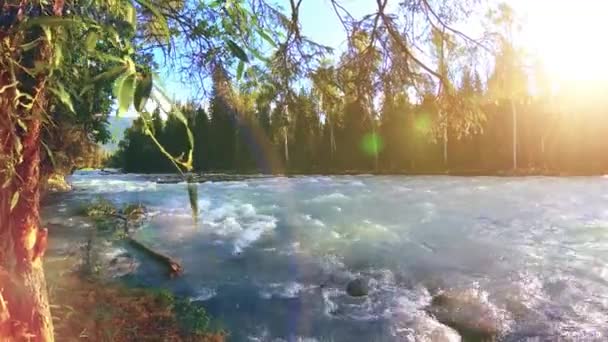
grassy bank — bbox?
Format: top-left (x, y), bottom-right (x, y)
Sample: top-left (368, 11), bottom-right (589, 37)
top-left (47, 262), bottom-right (223, 341)
top-left (45, 200), bottom-right (223, 341)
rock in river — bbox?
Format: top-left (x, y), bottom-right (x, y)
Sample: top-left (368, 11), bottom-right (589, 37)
top-left (346, 278), bottom-right (369, 297)
top-left (426, 289), bottom-right (502, 341)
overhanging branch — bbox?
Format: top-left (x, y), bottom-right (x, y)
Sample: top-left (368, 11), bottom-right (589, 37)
top-left (421, 0), bottom-right (491, 52)
top-left (375, 0), bottom-right (443, 81)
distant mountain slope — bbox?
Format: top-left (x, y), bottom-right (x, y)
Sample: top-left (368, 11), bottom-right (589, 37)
top-left (103, 116), bottom-right (134, 152)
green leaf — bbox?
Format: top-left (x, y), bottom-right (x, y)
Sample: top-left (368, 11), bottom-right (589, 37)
top-left (42, 26), bottom-right (52, 44)
top-left (236, 61), bottom-right (244, 81)
top-left (20, 38), bottom-right (41, 51)
top-left (16, 119), bottom-right (27, 132)
top-left (113, 73), bottom-right (128, 98)
top-left (124, 56), bottom-right (137, 74)
top-left (14, 137), bottom-right (22, 161)
top-left (187, 178), bottom-right (198, 223)
top-left (53, 46), bottom-right (63, 68)
top-left (257, 29), bottom-right (277, 47)
top-left (92, 65), bottom-right (127, 82)
top-left (49, 83), bottom-right (75, 113)
top-left (85, 66), bottom-right (126, 96)
top-left (42, 140), bottom-right (56, 169)
top-left (22, 17), bottom-right (81, 29)
top-left (85, 31), bottom-right (98, 52)
top-left (134, 72), bottom-right (153, 112)
top-left (226, 40), bottom-right (249, 63)
top-left (120, 74), bottom-right (136, 116)
top-left (250, 49), bottom-right (269, 63)
top-left (10, 192), bottom-right (19, 212)
top-left (125, 3), bottom-right (137, 29)
top-left (114, 73), bottom-right (136, 116)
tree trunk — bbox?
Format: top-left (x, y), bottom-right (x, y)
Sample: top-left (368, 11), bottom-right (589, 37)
top-left (372, 126), bottom-right (379, 172)
top-left (511, 99), bottom-right (518, 170)
top-left (0, 24), bottom-right (54, 341)
top-left (443, 122), bottom-right (448, 169)
top-left (0, 116), bottom-right (54, 341)
top-left (328, 115), bottom-right (336, 171)
top-left (283, 126), bottom-right (289, 166)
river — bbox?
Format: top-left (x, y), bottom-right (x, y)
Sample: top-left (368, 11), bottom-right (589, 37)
top-left (43, 171), bottom-right (608, 341)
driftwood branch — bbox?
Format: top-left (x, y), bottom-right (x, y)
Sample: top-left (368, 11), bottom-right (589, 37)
top-left (127, 237), bottom-right (183, 277)
top-left (95, 206), bottom-right (184, 278)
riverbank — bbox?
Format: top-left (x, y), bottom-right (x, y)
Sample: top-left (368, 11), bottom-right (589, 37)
top-left (43, 196), bottom-right (224, 341)
top-left (96, 167), bottom-right (608, 184)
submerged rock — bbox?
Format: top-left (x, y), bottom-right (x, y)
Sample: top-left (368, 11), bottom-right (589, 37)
top-left (413, 315), bottom-right (462, 342)
top-left (346, 278), bottom-right (369, 297)
top-left (106, 253), bottom-right (138, 278)
top-left (426, 290), bottom-right (502, 341)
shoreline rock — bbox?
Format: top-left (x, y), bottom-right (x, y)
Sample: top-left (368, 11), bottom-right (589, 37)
top-left (346, 278), bottom-right (369, 297)
top-left (426, 290), bottom-right (503, 341)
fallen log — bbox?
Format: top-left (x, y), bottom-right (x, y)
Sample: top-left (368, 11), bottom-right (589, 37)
top-left (127, 237), bottom-right (183, 277)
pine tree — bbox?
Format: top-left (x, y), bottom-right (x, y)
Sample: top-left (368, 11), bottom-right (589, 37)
top-left (193, 107), bottom-right (210, 172)
top-left (209, 69), bottom-right (237, 170)
top-left (291, 90), bottom-right (320, 172)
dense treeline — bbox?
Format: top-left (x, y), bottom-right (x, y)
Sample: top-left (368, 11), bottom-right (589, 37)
top-left (111, 60), bottom-right (608, 175)
top-left (108, 3), bottom-right (608, 176)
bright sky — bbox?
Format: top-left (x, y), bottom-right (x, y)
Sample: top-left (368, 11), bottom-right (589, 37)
top-left (295, 0), bottom-right (608, 84)
top-left (153, 0), bottom-right (608, 105)
top-left (510, 0), bottom-right (608, 85)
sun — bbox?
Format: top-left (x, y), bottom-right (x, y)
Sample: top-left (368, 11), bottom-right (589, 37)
top-left (517, 0), bottom-right (608, 86)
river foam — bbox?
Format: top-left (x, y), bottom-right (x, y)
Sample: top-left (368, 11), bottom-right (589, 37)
top-left (59, 171), bottom-right (608, 341)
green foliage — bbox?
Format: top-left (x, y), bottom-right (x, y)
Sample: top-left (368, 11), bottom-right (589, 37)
top-left (173, 298), bottom-right (211, 335)
top-left (81, 198), bottom-right (117, 218)
top-left (115, 73), bottom-right (137, 116)
top-left (152, 288), bottom-right (175, 307)
top-left (148, 289), bottom-right (216, 336)
top-left (48, 84), bottom-right (75, 113)
top-left (133, 73), bottom-right (153, 112)
top-left (123, 203), bottom-right (146, 221)
top-left (226, 40), bottom-right (249, 63)
top-left (79, 199), bottom-right (148, 235)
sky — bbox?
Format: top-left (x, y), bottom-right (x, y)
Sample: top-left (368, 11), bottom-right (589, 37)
top-left (293, 0), bottom-right (608, 83)
top-left (143, 0), bottom-right (608, 113)
top-left (510, 0), bottom-right (608, 83)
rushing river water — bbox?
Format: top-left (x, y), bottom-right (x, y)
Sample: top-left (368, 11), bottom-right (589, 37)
top-left (44, 171), bottom-right (608, 341)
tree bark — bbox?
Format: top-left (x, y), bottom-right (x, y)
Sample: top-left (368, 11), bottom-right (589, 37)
top-left (443, 122), bottom-right (448, 168)
top-left (0, 22), bottom-right (54, 341)
top-left (283, 126), bottom-right (289, 165)
top-left (0, 115), bottom-right (54, 341)
top-left (511, 99), bottom-right (518, 170)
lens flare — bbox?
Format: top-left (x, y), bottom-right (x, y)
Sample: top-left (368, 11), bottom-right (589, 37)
top-left (361, 133), bottom-right (384, 156)
top-left (415, 113), bottom-right (431, 134)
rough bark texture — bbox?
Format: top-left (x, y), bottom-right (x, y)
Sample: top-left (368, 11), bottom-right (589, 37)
top-left (0, 10), bottom-right (55, 340)
top-left (0, 91), bottom-right (54, 342)
top-left (0, 114), bottom-right (54, 341)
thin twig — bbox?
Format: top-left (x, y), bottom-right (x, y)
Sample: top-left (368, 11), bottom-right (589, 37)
top-left (421, 0), bottom-right (491, 52)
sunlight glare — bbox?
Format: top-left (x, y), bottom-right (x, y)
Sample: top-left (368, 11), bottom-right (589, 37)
top-left (519, 0), bottom-right (608, 86)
